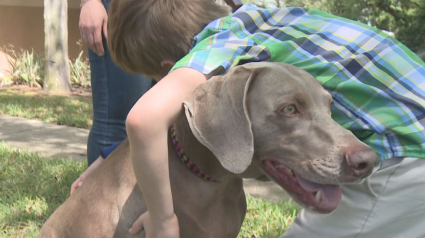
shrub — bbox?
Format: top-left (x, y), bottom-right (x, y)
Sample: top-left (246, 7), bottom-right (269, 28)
top-left (69, 51), bottom-right (91, 88)
top-left (3, 46), bottom-right (44, 88)
top-left (1, 45), bottom-right (91, 88)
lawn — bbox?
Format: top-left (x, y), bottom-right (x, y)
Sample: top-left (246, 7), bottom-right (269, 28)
top-left (0, 88), bottom-right (92, 129)
top-left (0, 88), bottom-right (299, 237)
top-left (0, 144), bottom-right (86, 237)
top-left (0, 144), bottom-right (298, 238)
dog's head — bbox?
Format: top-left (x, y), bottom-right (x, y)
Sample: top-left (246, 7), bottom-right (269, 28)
top-left (183, 62), bottom-right (378, 213)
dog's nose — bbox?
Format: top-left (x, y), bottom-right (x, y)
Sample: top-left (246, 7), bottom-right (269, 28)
top-left (345, 147), bottom-right (377, 177)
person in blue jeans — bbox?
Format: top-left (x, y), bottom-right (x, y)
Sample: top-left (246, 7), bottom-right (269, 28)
top-left (78, 0), bottom-right (152, 166)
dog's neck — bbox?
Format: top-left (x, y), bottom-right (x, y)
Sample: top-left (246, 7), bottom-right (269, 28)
top-left (172, 114), bottom-right (235, 181)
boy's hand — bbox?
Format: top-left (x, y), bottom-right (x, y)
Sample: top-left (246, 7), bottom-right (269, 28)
top-left (129, 211), bottom-right (180, 238)
top-left (79, 0), bottom-right (108, 56)
top-left (70, 156), bottom-right (103, 194)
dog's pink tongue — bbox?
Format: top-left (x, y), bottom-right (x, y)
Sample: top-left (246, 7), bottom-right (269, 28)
top-left (296, 175), bottom-right (342, 208)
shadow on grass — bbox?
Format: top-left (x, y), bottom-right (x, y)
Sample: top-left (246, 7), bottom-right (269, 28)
top-left (0, 90), bottom-right (92, 129)
top-left (0, 144), bottom-right (86, 236)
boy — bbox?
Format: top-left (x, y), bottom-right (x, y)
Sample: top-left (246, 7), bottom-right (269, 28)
top-left (108, 0), bottom-right (425, 237)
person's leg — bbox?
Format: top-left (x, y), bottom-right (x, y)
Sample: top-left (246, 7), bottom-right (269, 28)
top-left (87, 41), bottom-right (152, 165)
top-left (281, 157), bottom-right (425, 238)
top-left (358, 157), bottom-right (425, 238)
top-left (87, 0), bottom-right (152, 165)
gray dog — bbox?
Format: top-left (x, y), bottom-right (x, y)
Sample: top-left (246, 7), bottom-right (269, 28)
top-left (38, 62), bottom-right (377, 238)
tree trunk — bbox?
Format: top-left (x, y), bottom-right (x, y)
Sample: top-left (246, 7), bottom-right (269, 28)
top-left (43, 0), bottom-right (71, 94)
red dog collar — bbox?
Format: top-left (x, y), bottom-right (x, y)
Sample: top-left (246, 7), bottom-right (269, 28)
top-left (170, 125), bottom-right (216, 182)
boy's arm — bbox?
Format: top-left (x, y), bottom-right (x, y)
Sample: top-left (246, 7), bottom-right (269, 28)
top-left (70, 141), bottom-right (123, 194)
top-left (126, 67), bottom-right (206, 236)
top-left (70, 155), bottom-right (104, 194)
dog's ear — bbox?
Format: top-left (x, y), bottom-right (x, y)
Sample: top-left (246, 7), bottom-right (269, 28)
top-left (183, 65), bottom-right (257, 174)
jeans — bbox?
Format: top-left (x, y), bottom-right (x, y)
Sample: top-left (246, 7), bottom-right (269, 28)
top-left (87, 0), bottom-right (152, 165)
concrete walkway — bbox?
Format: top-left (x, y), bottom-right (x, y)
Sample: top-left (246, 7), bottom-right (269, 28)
top-left (0, 114), bottom-right (288, 202)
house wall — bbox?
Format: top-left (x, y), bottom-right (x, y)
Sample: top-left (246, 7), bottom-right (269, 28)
top-left (0, 0), bottom-right (84, 79)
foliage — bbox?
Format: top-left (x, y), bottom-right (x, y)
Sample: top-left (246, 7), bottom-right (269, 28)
top-left (283, 0), bottom-right (328, 10)
top-left (243, 0), bottom-right (285, 8)
top-left (284, 0), bottom-right (425, 53)
top-left (1, 45), bottom-right (91, 88)
top-left (2, 46), bottom-right (45, 88)
top-left (0, 144), bottom-right (297, 237)
top-left (325, 0), bottom-right (425, 52)
top-left (69, 51), bottom-right (91, 88)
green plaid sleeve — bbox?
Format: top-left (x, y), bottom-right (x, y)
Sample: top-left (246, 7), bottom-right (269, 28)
top-left (171, 15), bottom-right (271, 75)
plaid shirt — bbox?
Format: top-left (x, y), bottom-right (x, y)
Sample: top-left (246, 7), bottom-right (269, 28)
top-left (172, 5), bottom-right (425, 161)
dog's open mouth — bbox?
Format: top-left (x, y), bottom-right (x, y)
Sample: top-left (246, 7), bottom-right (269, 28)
top-left (261, 159), bottom-right (342, 213)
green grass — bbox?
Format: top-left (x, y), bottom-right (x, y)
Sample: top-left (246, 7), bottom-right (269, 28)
top-left (0, 143), bottom-right (86, 237)
top-left (0, 143), bottom-right (298, 238)
top-left (239, 196), bottom-right (299, 238)
top-left (0, 89), bottom-right (92, 129)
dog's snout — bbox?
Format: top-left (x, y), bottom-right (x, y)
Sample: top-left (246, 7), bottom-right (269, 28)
top-left (344, 146), bottom-right (377, 177)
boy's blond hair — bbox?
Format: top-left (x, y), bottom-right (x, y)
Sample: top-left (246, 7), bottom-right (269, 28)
top-left (108, 0), bottom-right (230, 77)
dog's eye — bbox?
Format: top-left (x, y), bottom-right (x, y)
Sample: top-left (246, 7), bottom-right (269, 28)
top-left (282, 105), bottom-right (296, 115)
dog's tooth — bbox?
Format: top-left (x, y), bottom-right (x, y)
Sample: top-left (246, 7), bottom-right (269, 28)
top-left (278, 165), bottom-right (292, 174)
top-left (315, 191), bottom-right (321, 202)
top-left (275, 164), bottom-right (294, 175)
top-left (288, 168), bottom-right (296, 177)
